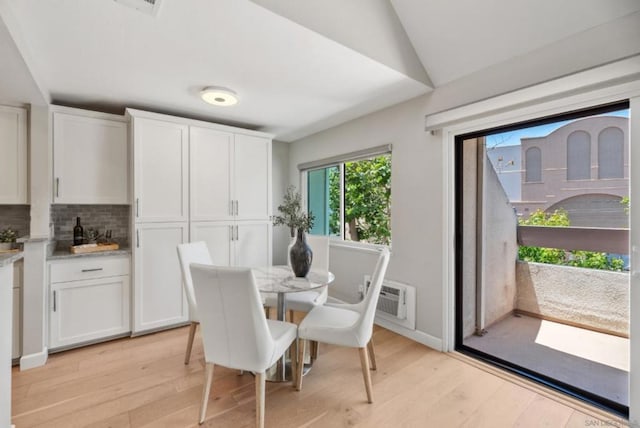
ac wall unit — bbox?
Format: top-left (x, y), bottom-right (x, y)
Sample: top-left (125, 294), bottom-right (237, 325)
top-left (364, 276), bottom-right (416, 330)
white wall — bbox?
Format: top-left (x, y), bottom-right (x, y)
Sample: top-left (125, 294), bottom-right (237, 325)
top-left (288, 94), bottom-right (445, 342)
top-left (20, 105), bottom-right (50, 370)
top-left (271, 140), bottom-right (290, 265)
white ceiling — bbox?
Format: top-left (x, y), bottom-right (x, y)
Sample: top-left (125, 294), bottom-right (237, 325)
top-left (392, 0), bottom-right (640, 87)
top-left (1, 0), bottom-right (639, 141)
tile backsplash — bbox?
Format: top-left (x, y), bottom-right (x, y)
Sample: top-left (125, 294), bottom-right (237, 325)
top-left (0, 205), bottom-right (30, 238)
top-left (51, 205), bottom-right (130, 248)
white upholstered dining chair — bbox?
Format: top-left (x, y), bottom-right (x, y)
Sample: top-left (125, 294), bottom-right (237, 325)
top-left (176, 241), bottom-right (212, 365)
top-left (190, 264), bottom-right (298, 427)
top-left (295, 247), bottom-right (390, 403)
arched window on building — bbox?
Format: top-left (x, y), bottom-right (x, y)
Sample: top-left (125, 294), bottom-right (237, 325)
top-left (567, 131), bottom-right (590, 180)
top-left (598, 127), bottom-right (624, 179)
top-left (525, 147), bottom-right (541, 182)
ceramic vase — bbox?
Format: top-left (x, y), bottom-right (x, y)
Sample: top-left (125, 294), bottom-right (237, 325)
top-left (290, 228), bottom-right (313, 277)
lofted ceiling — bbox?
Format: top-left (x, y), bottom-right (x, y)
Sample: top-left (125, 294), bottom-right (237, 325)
top-left (0, 0), bottom-right (639, 141)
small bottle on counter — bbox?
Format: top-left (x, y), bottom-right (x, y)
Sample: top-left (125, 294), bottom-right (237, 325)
top-left (73, 217), bottom-right (83, 246)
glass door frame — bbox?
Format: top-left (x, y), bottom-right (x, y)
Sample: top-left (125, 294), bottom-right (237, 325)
top-left (453, 101), bottom-right (630, 417)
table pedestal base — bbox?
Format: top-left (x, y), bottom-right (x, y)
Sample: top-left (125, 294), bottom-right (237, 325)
top-left (265, 359), bottom-right (313, 383)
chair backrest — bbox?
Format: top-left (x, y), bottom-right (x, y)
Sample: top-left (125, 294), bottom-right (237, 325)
top-left (306, 234), bottom-right (330, 275)
top-left (190, 264), bottom-right (276, 373)
top-left (177, 241), bottom-right (213, 322)
top-left (352, 247), bottom-right (391, 346)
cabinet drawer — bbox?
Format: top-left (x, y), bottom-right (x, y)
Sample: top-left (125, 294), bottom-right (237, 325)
top-left (50, 256), bottom-right (129, 283)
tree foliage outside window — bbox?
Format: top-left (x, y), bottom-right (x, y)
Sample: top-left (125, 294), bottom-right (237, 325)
top-left (324, 155), bottom-right (391, 245)
top-left (518, 209), bottom-right (624, 271)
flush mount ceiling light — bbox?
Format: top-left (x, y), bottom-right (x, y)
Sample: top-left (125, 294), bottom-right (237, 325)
top-left (200, 86), bottom-right (238, 106)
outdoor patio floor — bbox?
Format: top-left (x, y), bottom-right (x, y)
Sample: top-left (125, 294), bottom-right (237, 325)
top-left (464, 313), bottom-right (629, 407)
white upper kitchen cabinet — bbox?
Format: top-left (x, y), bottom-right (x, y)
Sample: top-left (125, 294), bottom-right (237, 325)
top-left (234, 133), bottom-right (271, 221)
top-left (52, 108), bottom-right (128, 204)
top-left (132, 116), bottom-right (189, 223)
top-left (0, 106), bottom-right (27, 204)
top-left (190, 126), bottom-right (271, 222)
top-left (189, 127), bottom-right (233, 221)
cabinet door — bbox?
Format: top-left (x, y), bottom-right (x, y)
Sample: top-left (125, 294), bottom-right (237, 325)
top-left (12, 260), bottom-right (22, 358)
top-left (190, 222), bottom-right (232, 266)
top-left (49, 276), bottom-right (130, 349)
top-left (133, 118), bottom-right (188, 222)
top-left (234, 134), bottom-right (271, 221)
top-left (133, 222), bottom-right (188, 333)
top-left (12, 288), bottom-right (20, 359)
top-left (0, 106), bottom-right (27, 204)
top-left (53, 112), bottom-right (128, 204)
top-left (234, 222), bottom-right (272, 268)
top-left (190, 127), bottom-right (233, 221)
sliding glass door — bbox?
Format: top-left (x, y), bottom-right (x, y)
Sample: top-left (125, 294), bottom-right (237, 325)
top-left (455, 101), bottom-right (630, 416)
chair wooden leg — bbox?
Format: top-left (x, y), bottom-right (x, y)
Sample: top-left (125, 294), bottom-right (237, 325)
top-left (310, 340), bottom-right (319, 362)
top-left (265, 307), bottom-right (271, 319)
top-left (290, 338), bottom-right (298, 387)
top-left (358, 347), bottom-right (373, 403)
top-left (288, 309), bottom-right (295, 323)
top-left (255, 372), bottom-right (265, 428)
top-left (296, 339), bottom-right (306, 391)
top-left (367, 339), bottom-right (377, 370)
top-left (199, 363), bottom-right (215, 424)
top-left (184, 322), bottom-right (198, 365)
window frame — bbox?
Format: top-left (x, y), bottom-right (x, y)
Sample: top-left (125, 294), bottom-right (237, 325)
top-left (299, 145), bottom-right (392, 248)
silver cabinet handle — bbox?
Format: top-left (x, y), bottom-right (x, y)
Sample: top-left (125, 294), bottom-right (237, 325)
top-left (55, 178), bottom-right (60, 198)
top-left (53, 290), bottom-right (57, 312)
top-left (81, 268), bottom-right (103, 273)
top-left (235, 225), bottom-right (238, 241)
top-left (235, 200), bottom-right (239, 216)
top-left (136, 198), bottom-right (140, 217)
top-left (229, 225), bottom-right (234, 241)
top-left (136, 229), bottom-right (140, 248)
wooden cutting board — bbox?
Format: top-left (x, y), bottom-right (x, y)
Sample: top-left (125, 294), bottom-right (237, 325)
top-left (69, 243), bottom-right (120, 254)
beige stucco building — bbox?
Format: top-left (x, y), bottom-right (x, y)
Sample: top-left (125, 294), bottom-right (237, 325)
top-left (513, 115), bottom-right (629, 227)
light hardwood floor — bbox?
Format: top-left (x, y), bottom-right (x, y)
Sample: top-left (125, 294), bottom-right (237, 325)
top-left (11, 325), bottom-right (627, 427)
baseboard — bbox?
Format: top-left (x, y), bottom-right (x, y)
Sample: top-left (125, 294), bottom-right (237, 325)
top-left (374, 318), bottom-right (443, 351)
top-left (20, 347), bottom-right (48, 370)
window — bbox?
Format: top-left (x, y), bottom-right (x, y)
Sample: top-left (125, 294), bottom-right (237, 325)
top-left (302, 147), bottom-right (391, 245)
top-left (524, 147), bottom-right (541, 182)
top-left (567, 130), bottom-right (591, 180)
top-left (598, 127), bottom-right (624, 179)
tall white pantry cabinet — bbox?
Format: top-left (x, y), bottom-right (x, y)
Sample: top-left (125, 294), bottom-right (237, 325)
top-left (127, 109), bottom-right (272, 334)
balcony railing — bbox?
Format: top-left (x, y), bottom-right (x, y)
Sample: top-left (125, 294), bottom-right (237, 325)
top-left (517, 225), bottom-right (629, 254)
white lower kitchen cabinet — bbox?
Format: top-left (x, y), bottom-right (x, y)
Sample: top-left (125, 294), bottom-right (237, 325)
top-left (12, 259), bottom-right (22, 359)
top-left (235, 222), bottom-right (272, 267)
top-left (190, 221), bottom-right (233, 266)
top-left (133, 222), bottom-right (188, 334)
top-left (190, 221), bottom-right (271, 268)
top-left (48, 256), bottom-right (130, 350)
top-left (12, 289), bottom-right (20, 359)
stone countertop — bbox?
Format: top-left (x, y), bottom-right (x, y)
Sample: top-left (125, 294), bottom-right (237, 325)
top-left (48, 247), bottom-right (131, 261)
top-left (0, 251), bottom-right (24, 267)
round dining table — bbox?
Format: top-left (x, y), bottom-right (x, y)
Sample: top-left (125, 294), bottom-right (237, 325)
top-left (252, 266), bottom-right (334, 382)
